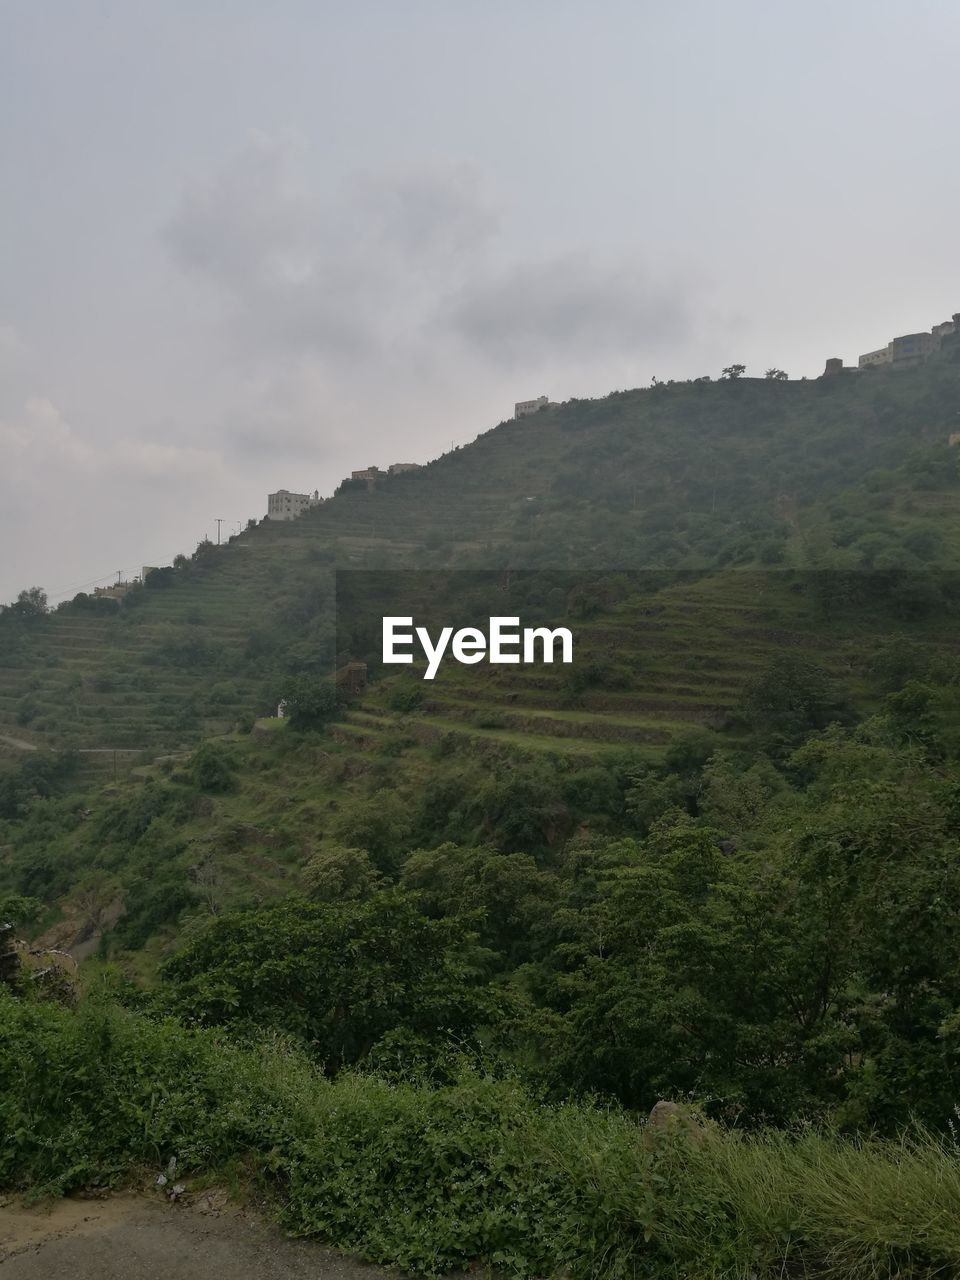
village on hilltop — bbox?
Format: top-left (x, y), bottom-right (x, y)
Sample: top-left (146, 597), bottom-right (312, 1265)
top-left (261, 308), bottom-right (958, 529)
top-left (824, 310), bottom-right (959, 376)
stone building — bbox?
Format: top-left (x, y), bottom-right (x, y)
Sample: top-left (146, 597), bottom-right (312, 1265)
top-left (858, 314), bottom-right (958, 370)
top-left (515, 395), bottom-right (551, 419)
top-left (350, 466), bottom-right (382, 491)
top-left (388, 462), bottom-right (422, 475)
top-left (93, 580), bottom-right (135, 601)
top-left (266, 489), bottom-right (321, 521)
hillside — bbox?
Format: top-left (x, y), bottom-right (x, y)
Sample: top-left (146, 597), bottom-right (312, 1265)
top-left (2, 342), bottom-right (960, 957)
top-left (6, 339), bottom-right (960, 1279)
top-left (2, 344), bottom-right (959, 770)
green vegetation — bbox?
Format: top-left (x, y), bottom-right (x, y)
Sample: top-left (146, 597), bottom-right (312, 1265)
top-left (5, 992), bottom-right (960, 1279)
top-left (1, 339), bottom-right (959, 756)
top-left (3, 338), bottom-right (960, 1273)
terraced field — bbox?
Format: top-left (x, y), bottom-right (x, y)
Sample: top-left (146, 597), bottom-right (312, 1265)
top-left (330, 570), bottom-right (955, 761)
top-left (3, 352), bottom-right (960, 766)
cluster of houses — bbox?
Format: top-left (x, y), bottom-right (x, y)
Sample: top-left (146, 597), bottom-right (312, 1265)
top-left (824, 311), bottom-right (959, 377)
top-left (266, 462), bottom-right (424, 521)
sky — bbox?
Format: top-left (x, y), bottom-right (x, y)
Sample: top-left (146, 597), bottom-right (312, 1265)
top-left (2, 0), bottom-right (958, 605)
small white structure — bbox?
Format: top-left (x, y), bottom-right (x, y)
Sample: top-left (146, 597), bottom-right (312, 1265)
top-left (276, 699), bottom-right (288, 719)
top-left (267, 489), bottom-right (321, 521)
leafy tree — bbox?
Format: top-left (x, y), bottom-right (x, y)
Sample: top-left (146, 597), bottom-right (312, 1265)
top-left (401, 842), bottom-right (559, 967)
top-left (721, 364), bottom-right (746, 380)
top-left (738, 654), bottom-right (846, 742)
top-left (190, 742), bottom-right (237, 793)
top-left (4, 587), bottom-right (48, 619)
top-left (159, 892), bottom-right (498, 1071)
top-left (332, 789), bottom-right (413, 873)
top-left (0, 895), bottom-right (41, 992)
top-left (765, 368), bottom-right (789, 380)
top-left (280, 675), bottom-right (340, 729)
top-left (303, 844), bottom-right (381, 901)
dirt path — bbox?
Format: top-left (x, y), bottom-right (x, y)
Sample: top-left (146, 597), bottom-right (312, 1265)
top-left (0, 735), bottom-right (37, 752)
top-left (0, 1193), bottom-right (402, 1279)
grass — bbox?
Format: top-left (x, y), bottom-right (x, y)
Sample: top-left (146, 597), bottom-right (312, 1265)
top-left (3, 989), bottom-right (960, 1279)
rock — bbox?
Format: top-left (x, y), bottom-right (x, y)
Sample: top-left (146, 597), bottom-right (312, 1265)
top-left (645, 1100), bottom-right (708, 1148)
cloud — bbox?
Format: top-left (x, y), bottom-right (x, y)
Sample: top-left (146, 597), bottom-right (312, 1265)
top-left (442, 253), bottom-right (692, 368)
top-left (159, 137), bottom-right (703, 466)
top-left (0, 396), bottom-right (92, 470)
top-left (163, 136), bottom-right (696, 374)
top-left (0, 395), bottom-right (223, 486)
top-left (162, 136), bottom-right (499, 365)
top-left (110, 440), bottom-right (224, 481)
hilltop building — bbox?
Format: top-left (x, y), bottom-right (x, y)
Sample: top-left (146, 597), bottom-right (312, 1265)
top-left (345, 463), bottom-right (422, 489)
top-left (822, 357), bottom-right (859, 376)
top-left (514, 395), bottom-right (559, 419)
top-left (93, 579), bottom-right (136, 601)
top-left (266, 489), bottom-right (321, 521)
top-left (350, 466), bottom-right (382, 491)
top-left (858, 314), bottom-right (959, 370)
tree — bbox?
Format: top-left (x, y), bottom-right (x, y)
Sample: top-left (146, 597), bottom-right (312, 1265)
top-left (189, 742), bottom-right (237, 793)
top-left (5, 587), bottom-right (48, 619)
top-left (304, 844), bottom-right (382, 901)
top-left (721, 364), bottom-right (746, 380)
top-left (158, 891), bottom-right (498, 1071)
top-left (280, 675), bottom-right (340, 729)
top-left (0, 895), bottom-right (41, 992)
top-left (765, 368), bottom-right (788, 381)
top-left (738, 653), bottom-right (847, 742)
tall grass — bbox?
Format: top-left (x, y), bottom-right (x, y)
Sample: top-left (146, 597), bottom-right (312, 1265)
top-left (2, 990), bottom-right (959, 1277)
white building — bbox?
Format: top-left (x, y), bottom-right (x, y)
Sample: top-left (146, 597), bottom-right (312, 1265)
top-left (515, 395), bottom-right (551, 419)
top-left (858, 346), bottom-right (891, 369)
top-left (266, 489), bottom-right (321, 521)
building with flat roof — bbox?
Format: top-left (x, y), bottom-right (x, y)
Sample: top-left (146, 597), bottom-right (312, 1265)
top-left (266, 489), bottom-right (321, 521)
top-left (858, 314), bottom-right (958, 370)
top-left (515, 395), bottom-right (551, 419)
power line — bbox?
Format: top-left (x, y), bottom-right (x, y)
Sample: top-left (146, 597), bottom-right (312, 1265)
top-left (46, 569), bottom-right (140, 602)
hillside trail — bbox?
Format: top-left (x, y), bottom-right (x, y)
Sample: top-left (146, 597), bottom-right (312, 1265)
top-left (0, 1193), bottom-right (436, 1279)
top-left (0, 735), bottom-right (37, 752)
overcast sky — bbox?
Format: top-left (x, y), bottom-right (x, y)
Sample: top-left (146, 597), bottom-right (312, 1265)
top-left (2, 0), bottom-right (958, 604)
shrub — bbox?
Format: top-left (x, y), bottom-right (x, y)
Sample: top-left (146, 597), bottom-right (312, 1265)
top-left (3, 993), bottom-right (960, 1278)
top-left (190, 743), bottom-right (237, 793)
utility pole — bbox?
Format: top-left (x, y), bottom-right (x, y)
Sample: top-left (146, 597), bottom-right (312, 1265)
top-left (215, 518), bottom-right (225, 545)
top-left (116, 569), bottom-right (123, 585)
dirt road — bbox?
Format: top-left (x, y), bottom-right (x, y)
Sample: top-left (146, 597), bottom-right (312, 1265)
top-left (0, 1193), bottom-right (400, 1279)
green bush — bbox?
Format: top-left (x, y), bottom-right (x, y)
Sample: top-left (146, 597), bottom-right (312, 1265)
top-left (189, 743), bottom-right (237, 793)
top-left (3, 992), bottom-right (960, 1278)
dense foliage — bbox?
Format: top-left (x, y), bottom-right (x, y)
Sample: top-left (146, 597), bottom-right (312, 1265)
top-left (4, 992), bottom-right (960, 1278)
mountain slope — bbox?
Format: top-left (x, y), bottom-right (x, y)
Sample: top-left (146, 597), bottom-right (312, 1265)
top-left (1, 343), bottom-right (959, 766)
